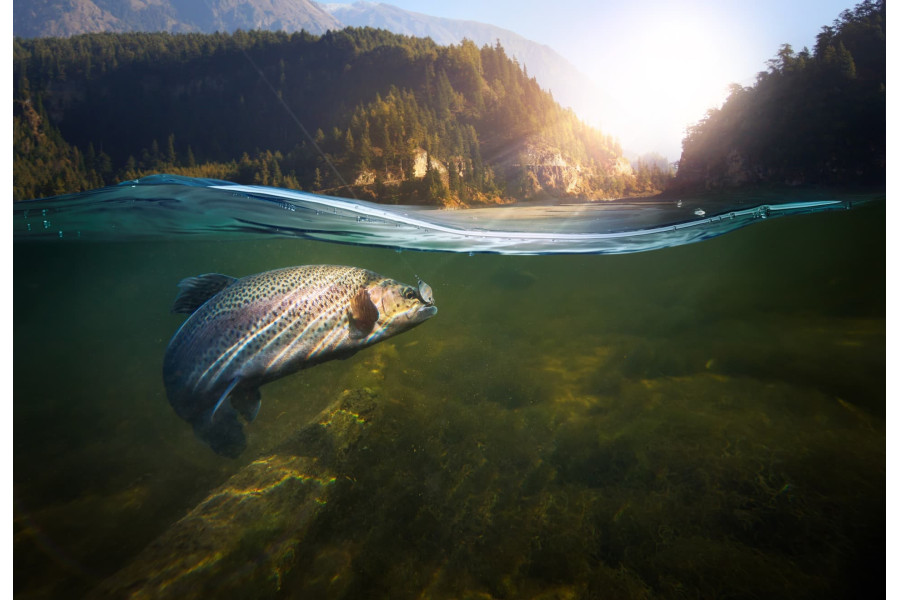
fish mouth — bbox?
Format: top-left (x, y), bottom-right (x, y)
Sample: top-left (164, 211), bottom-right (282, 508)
top-left (416, 305), bottom-right (438, 319)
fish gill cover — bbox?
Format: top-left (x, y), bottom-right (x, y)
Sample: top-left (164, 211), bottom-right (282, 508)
top-left (12, 174), bottom-right (869, 255)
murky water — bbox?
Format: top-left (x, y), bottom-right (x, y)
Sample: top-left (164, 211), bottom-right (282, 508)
top-left (13, 189), bottom-right (885, 599)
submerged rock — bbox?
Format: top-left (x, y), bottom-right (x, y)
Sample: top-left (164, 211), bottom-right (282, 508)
top-left (88, 388), bottom-right (378, 599)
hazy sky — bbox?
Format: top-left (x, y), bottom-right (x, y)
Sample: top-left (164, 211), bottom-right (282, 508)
top-left (327, 0), bottom-right (860, 159)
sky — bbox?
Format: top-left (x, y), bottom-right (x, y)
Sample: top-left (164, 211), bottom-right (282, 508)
top-left (327, 0), bottom-right (862, 159)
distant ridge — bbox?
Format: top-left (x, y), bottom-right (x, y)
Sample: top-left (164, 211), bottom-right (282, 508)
top-left (324, 1), bottom-right (546, 47)
top-left (13, 0), bottom-right (342, 38)
top-left (322, 2), bottom-right (613, 128)
top-left (14, 29), bottom-right (673, 203)
top-left (14, 0), bottom-right (613, 133)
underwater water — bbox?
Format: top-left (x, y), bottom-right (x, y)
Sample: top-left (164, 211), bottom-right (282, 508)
top-left (13, 178), bottom-right (885, 599)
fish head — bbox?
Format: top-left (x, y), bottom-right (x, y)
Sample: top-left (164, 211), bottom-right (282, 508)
top-left (364, 277), bottom-right (437, 338)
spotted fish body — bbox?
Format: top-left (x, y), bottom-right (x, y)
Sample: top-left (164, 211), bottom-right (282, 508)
top-left (163, 265), bottom-right (437, 457)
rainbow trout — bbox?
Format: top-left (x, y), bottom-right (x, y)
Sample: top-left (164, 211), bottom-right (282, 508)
top-left (163, 265), bottom-right (437, 457)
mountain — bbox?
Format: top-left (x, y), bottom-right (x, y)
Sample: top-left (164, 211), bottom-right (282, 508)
top-left (14, 29), bottom-right (668, 204)
top-left (13, 0), bottom-right (342, 38)
top-left (322, 2), bottom-right (613, 132)
top-left (14, 1), bottom-right (614, 137)
top-left (324, 1), bottom-right (509, 46)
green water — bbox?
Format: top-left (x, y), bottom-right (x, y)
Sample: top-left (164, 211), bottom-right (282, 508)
top-left (14, 201), bottom-right (885, 599)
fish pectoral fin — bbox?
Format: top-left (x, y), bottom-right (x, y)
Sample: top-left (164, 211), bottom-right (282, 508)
top-left (211, 377), bottom-right (261, 423)
top-left (195, 378), bottom-right (258, 458)
top-left (171, 273), bottom-right (238, 314)
top-left (231, 387), bottom-right (262, 423)
top-left (210, 376), bottom-right (242, 421)
top-left (348, 288), bottom-right (379, 339)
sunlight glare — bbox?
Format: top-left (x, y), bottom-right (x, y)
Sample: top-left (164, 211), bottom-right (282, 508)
top-left (599, 12), bottom-right (734, 157)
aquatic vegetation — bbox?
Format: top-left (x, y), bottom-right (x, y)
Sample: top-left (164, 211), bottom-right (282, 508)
top-left (251, 363), bottom-right (882, 599)
top-left (13, 197), bottom-right (884, 599)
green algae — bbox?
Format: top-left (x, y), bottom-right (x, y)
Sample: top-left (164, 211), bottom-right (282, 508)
top-left (14, 201), bottom-right (885, 599)
top-left (268, 366), bottom-right (881, 599)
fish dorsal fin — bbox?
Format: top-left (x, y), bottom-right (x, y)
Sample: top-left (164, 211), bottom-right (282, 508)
top-left (348, 288), bottom-right (379, 339)
top-left (171, 273), bottom-right (237, 314)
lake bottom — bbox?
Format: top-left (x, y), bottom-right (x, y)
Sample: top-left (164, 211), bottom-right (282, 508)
top-left (13, 201), bottom-right (885, 599)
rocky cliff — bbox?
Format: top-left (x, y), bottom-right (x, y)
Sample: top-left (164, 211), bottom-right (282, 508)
top-left (497, 141), bottom-right (634, 200)
top-left (14, 0), bottom-right (342, 38)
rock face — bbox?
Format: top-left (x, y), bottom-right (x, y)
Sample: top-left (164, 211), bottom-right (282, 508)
top-left (344, 140), bottom-right (636, 206)
top-left (513, 143), bottom-right (581, 196)
top-left (353, 169), bottom-right (376, 186)
top-left (14, 0), bottom-right (125, 38)
top-left (671, 148), bottom-right (776, 192)
top-left (14, 0), bottom-right (342, 38)
top-left (499, 141), bottom-right (633, 200)
top-left (411, 148), bottom-right (448, 180)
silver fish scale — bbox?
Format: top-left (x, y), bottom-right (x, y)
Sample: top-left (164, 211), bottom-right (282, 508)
top-left (167, 265), bottom-right (378, 397)
top-left (163, 263), bottom-right (436, 457)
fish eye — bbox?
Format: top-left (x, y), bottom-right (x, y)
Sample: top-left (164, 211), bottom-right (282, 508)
top-left (404, 288), bottom-right (417, 300)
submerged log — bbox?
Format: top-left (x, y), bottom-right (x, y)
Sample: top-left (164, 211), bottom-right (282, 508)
top-left (88, 388), bottom-right (378, 599)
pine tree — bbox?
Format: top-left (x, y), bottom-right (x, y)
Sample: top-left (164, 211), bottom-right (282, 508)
top-left (358, 121), bottom-right (373, 170)
top-left (314, 167), bottom-right (323, 190)
top-left (166, 133), bottom-right (177, 165)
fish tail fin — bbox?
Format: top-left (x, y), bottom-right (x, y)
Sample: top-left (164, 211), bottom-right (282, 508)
top-left (171, 273), bottom-right (237, 314)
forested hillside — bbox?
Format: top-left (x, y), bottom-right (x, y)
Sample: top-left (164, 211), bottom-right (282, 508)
top-left (672, 0), bottom-right (885, 192)
top-left (13, 28), bottom-right (666, 204)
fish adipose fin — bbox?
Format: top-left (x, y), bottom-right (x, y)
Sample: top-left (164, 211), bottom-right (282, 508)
top-left (171, 273), bottom-right (238, 314)
top-left (348, 288), bottom-right (379, 339)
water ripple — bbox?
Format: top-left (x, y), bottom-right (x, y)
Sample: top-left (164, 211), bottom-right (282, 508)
top-left (13, 174), bottom-right (866, 255)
